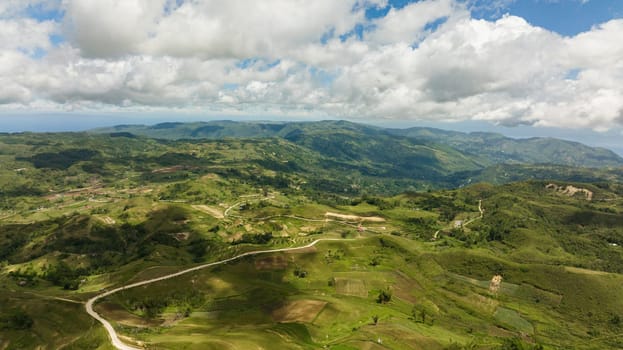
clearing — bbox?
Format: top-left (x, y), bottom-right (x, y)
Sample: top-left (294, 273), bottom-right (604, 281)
top-left (546, 183), bottom-right (593, 200)
top-left (334, 278), bottom-right (368, 297)
top-left (191, 205), bottom-right (225, 219)
top-left (98, 216), bottom-right (116, 225)
top-left (324, 212), bottom-right (385, 223)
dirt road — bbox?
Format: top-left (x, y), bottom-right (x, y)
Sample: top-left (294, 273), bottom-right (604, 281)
top-left (85, 238), bottom-right (354, 350)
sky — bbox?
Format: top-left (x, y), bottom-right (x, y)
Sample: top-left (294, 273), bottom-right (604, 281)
top-left (1, 0), bottom-right (623, 152)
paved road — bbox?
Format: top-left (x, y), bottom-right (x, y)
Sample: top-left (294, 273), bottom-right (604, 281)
top-left (85, 238), bottom-right (352, 350)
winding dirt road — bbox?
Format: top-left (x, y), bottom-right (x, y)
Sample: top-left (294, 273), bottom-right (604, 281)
top-left (432, 199), bottom-right (483, 240)
top-left (85, 238), bottom-right (353, 350)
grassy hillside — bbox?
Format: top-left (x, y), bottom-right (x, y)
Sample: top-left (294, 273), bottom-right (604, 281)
top-left (1, 131), bottom-right (623, 349)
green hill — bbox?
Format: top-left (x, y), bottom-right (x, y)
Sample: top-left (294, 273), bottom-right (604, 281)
top-left (93, 120), bottom-right (623, 168)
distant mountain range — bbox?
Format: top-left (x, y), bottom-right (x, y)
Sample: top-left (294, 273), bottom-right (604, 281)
top-left (93, 120), bottom-right (623, 169)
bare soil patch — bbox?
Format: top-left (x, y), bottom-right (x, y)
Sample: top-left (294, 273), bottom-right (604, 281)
top-left (324, 212), bottom-right (385, 222)
top-left (546, 183), bottom-right (593, 200)
top-left (489, 275), bottom-right (503, 294)
top-left (191, 204), bottom-right (224, 219)
top-left (201, 173), bottom-right (220, 180)
top-left (272, 299), bottom-right (327, 323)
top-left (98, 216), bottom-right (116, 225)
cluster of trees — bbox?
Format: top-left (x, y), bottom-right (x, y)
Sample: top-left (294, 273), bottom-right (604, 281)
top-left (350, 194), bottom-right (400, 210)
top-left (376, 288), bottom-right (392, 304)
top-left (0, 230), bottom-right (28, 262)
top-left (212, 167), bottom-right (291, 190)
top-left (232, 232), bottom-right (273, 245)
top-left (7, 269), bottom-right (38, 287)
top-left (412, 303), bottom-right (435, 325)
top-left (44, 262), bottom-right (82, 290)
top-left (19, 149), bottom-right (99, 170)
top-left (323, 249), bottom-right (344, 264)
top-left (8, 261), bottom-right (84, 290)
top-left (127, 289), bottom-right (205, 319)
top-left (404, 216), bottom-right (438, 238)
top-left (445, 338), bottom-right (543, 350)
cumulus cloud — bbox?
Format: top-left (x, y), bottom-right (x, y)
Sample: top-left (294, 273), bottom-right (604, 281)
top-left (62, 0), bottom-right (166, 57)
top-left (0, 18), bottom-right (57, 53)
top-left (367, 0), bottom-right (458, 45)
top-left (0, 0), bottom-right (622, 131)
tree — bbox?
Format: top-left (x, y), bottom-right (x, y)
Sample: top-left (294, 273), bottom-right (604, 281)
top-left (376, 288), bottom-right (392, 304)
top-left (294, 265), bottom-right (308, 278)
top-left (412, 304), bottom-right (426, 323)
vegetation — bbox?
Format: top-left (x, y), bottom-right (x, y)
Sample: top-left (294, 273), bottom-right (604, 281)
top-left (1, 122), bottom-right (623, 349)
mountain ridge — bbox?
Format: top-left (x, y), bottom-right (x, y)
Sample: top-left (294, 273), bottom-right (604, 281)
top-left (92, 120), bottom-right (623, 169)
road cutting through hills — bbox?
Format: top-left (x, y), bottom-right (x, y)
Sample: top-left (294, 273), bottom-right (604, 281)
top-left (85, 238), bottom-right (357, 349)
top-left (87, 194), bottom-right (389, 348)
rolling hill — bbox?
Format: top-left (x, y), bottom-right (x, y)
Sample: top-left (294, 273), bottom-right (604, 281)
top-left (1, 128), bottom-right (623, 349)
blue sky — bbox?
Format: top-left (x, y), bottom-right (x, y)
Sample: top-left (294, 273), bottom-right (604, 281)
top-left (504, 0), bottom-right (623, 36)
top-left (358, 0), bottom-right (623, 43)
top-left (1, 0), bottom-right (622, 153)
top-left (373, 0), bottom-right (623, 36)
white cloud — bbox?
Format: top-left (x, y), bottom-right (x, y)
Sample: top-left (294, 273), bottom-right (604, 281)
top-left (367, 0), bottom-right (457, 45)
top-left (0, 18), bottom-right (57, 53)
top-left (61, 0), bottom-right (368, 59)
top-left (62, 0), bottom-right (166, 57)
top-left (0, 0), bottom-right (622, 132)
